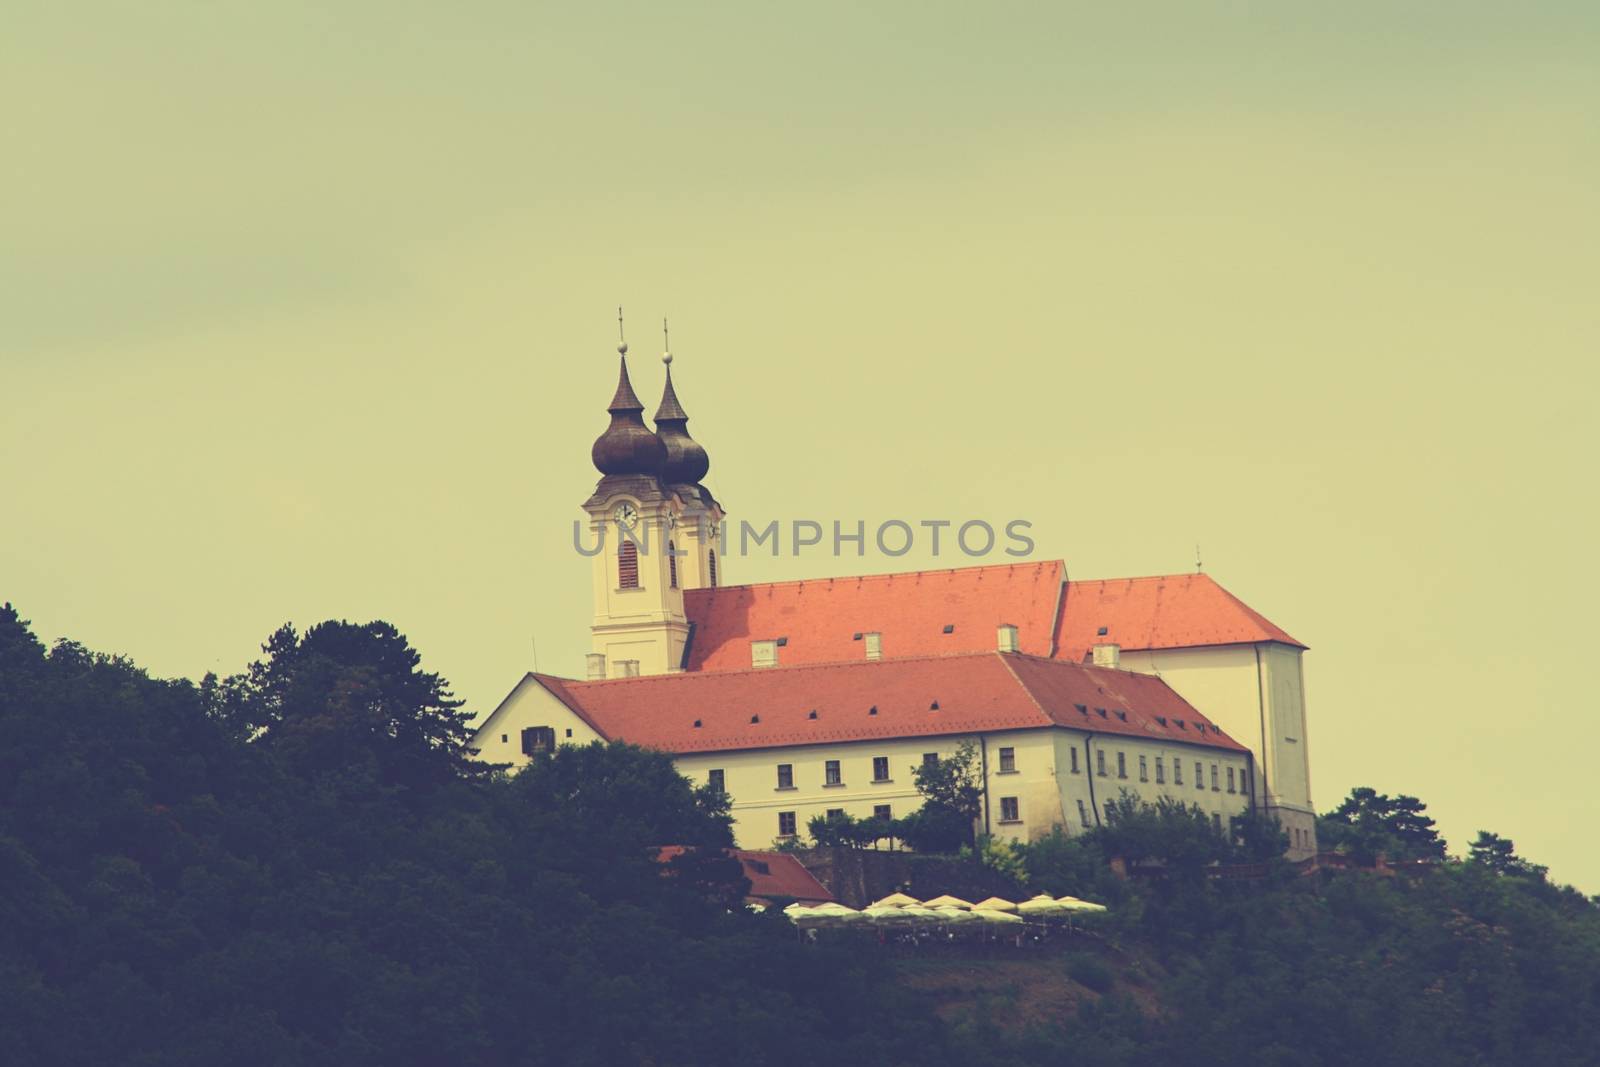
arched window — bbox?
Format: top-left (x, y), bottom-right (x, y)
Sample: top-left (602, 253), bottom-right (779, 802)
top-left (618, 539), bottom-right (639, 589)
top-left (708, 548), bottom-right (718, 588)
top-left (668, 540), bottom-right (678, 589)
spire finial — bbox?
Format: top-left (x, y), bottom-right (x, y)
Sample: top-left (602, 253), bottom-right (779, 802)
top-left (617, 306), bottom-right (628, 355)
top-left (662, 317), bottom-right (672, 365)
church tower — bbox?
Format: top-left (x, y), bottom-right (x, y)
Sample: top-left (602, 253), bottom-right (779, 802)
top-left (581, 322), bottom-right (722, 679)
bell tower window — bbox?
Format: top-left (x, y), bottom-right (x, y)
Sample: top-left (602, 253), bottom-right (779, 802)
top-left (618, 539), bottom-right (639, 589)
top-left (668, 540), bottom-right (678, 589)
top-left (708, 548), bottom-right (718, 588)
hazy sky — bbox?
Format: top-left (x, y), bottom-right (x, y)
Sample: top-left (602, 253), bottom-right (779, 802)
top-left (5, 3), bottom-right (1598, 887)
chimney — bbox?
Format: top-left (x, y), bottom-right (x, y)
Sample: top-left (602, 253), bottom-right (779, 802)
top-left (997, 624), bottom-right (1019, 653)
top-left (1092, 643), bottom-right (1121, 670)
top-left (863, 632), bottom-right (882, 660)
top-left (585, 653), bottom-right (607, 680)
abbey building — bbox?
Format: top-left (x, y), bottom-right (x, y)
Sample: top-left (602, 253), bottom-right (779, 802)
top-left (471, 341), bottom-right (1318, 858)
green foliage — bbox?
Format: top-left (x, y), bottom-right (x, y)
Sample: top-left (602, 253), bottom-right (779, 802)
top-left (0, 608), bottom-right (959, 1067)
top-left (968, 834), bottom-right (1028, 886)
top-left (906, 742), bottom-right (983, 852)
top-left (1468, 830), bottom-right (1549, 880)
top-left (1318, 786), bottom-right (1446, 863)
top-left (1064, 952), bottom-right (1116, 994)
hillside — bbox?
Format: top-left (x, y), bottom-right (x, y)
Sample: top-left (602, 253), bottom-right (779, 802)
top-left (2, 605), bottom-right (1596, 1067)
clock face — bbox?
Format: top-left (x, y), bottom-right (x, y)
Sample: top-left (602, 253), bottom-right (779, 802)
top-left (613, 503), bottom-right (639, 528)
top-left (707, 520), bottom-right (721, 539)
top-left (665, 512), bottom-right (678, 531)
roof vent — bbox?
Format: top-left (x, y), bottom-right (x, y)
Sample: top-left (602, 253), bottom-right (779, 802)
top-left (868, 705), bottom-right (878, 716)
top-left (585, 653), bottom-right (607, 681)
top-left (1176, 719), bottom-right (1187, 730)
top-left (807, 710), bottom-right (818, 720)
top-left (930, 701), bottom-right (940, 711)
top-left (1092, 643), bottom-right (1121, 670)
top-left (775, 637), bottom-right (788, 647)
top-left (942, 624), bottom-right (955, 634)
top-left (750, 714), bottom-right (760, 724)
top-left (1096, 626), bottom-right (1109, 636)
top-left (1075, 703), bottom-right (1088, 716)
top-left (693, 719), bottom-right (702, 728)
top-left (1155, 716), bottom-right (1167, 727)
top-left (864, 632), bottom-right (882, 660)
top-left (852, 632), bottom-right (863, 640)
top-left (1114, 709), bottom-right (1128, 722)
top-left (997, 624), bottom-right (1019, 653)
top-left (1095, 707), bottom-right (1108, 719)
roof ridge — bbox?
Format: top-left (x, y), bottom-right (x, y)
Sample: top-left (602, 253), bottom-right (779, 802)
top-left (682, 559), bottom-right (1064, 596)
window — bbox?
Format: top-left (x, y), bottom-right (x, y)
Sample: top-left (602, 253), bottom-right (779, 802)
top-left (1226, 767), bottom-right (1236, 793)
top-left (872, 756), bottom-right (890, 782)
top-left (778, 811), bottom-right (797, 837)
top-left (707, 769), bottom-right (725, 793)
top-left (708, 549), bottom-right (718, 587)
top-left (667, 540), bottom-right (678, 588)
top-left (1240, 766), bottom-right (1251, 794)
top-left (1070, 748), bottom-right (1080, 774)
top-left (520, 726), bottom-right (556, 755)
top-left (777, 763), bottom-right (794, 789)
top-left (1174, 760), bottom-right (1183, 786)
top-left (922, 752), bottom-right (939, 769)
top-left (1104, 802), bottom-right (1115, 823)
top-left (824, 759), bottom-right (842, 786)
top-left (1000, 796), bottom-right (1020, 822)
top-left (1195, 761), bottom-right (1205, 790)
top-left (565, 728), bottom-right (572, 738)
top-left (500, 733), bottom-right (507, 743)
top-left (873, 804), bottom-right (892, 820)
top-left (1077, 799), bottom-right (1090, 827)
top-left (1155, 757), bottom-right (1165, 784)
top-left (1096, 750), bottom-right (1107, 777)
top-left (618, 539), bottom-right (639, 589)
top-left (1139, 755), bottom-right (1148, 782)
top-left (998, 747), bottom-right (1016, 774)
top-left (825, 808), bottom-right (844, 820)
top-left (1212, 813), bottom-right (1222, 832)
top-left (1116, 752), bottom-right (1127, 779)
top-left (1211, 764), bottom-right (1220, 791)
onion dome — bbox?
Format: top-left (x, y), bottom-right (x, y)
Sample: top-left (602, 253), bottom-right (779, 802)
top-left (653, 349), bottom-right (710, 485)
top-left (591, 344), bottom-right (666, 477)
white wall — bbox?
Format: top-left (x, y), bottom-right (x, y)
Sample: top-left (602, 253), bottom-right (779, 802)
top-left (1119, 642), bottom-right (1317, 857)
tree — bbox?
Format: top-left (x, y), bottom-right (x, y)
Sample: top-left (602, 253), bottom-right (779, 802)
top-left (1468, 830), bottom-right (1548, 880)
top-left (1318, 786), bottom-right (1446, 863)
top-left (1096, 792), bottom-right (1231, 878)
top-left (1229, 808), bottom-right (1291, 862)
top-left (904, 742), bottom-right (983, 852)
top-left (220, 620), bottom-right (490, 789)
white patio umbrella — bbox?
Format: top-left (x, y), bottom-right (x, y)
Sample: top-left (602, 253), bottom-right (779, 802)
top-left (976, 908), bottom-right (1024, 925)
top-left (921, 894), bottom-right (974, 910)
top-left (1055, 896), bottom-right (1109, 913)
top-left (1017, 894), bottom-right (1071, 918)
top-left (899, 906), bottom-right (941, 921)
top-left (972, 896), bottom-right (1018, 912)
top-left (862, 905), bottom-right (915, 923)
top-left (869, 892), bottom-right (920, 908)
top-left (934, 906), bottom-right (979, 924)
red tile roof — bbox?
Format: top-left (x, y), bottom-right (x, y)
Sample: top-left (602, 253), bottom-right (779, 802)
top-left (656, 846), bottom-right (835, 905)
top-left (1053, 573), bottom-right (1304, 661)
top-left (681, 561), bottom-right (1065, 671)
top-left (679, 562), bottom-right (1301, 673)
top-left (531, 651), bottom-right (1246, 756)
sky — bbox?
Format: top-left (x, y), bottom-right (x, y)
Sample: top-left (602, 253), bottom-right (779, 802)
top-left (4, 2), bottom-right (1598, 887)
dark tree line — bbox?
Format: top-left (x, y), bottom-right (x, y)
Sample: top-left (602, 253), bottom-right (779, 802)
top-left (3, 603), bottom-right (1598, 1067)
